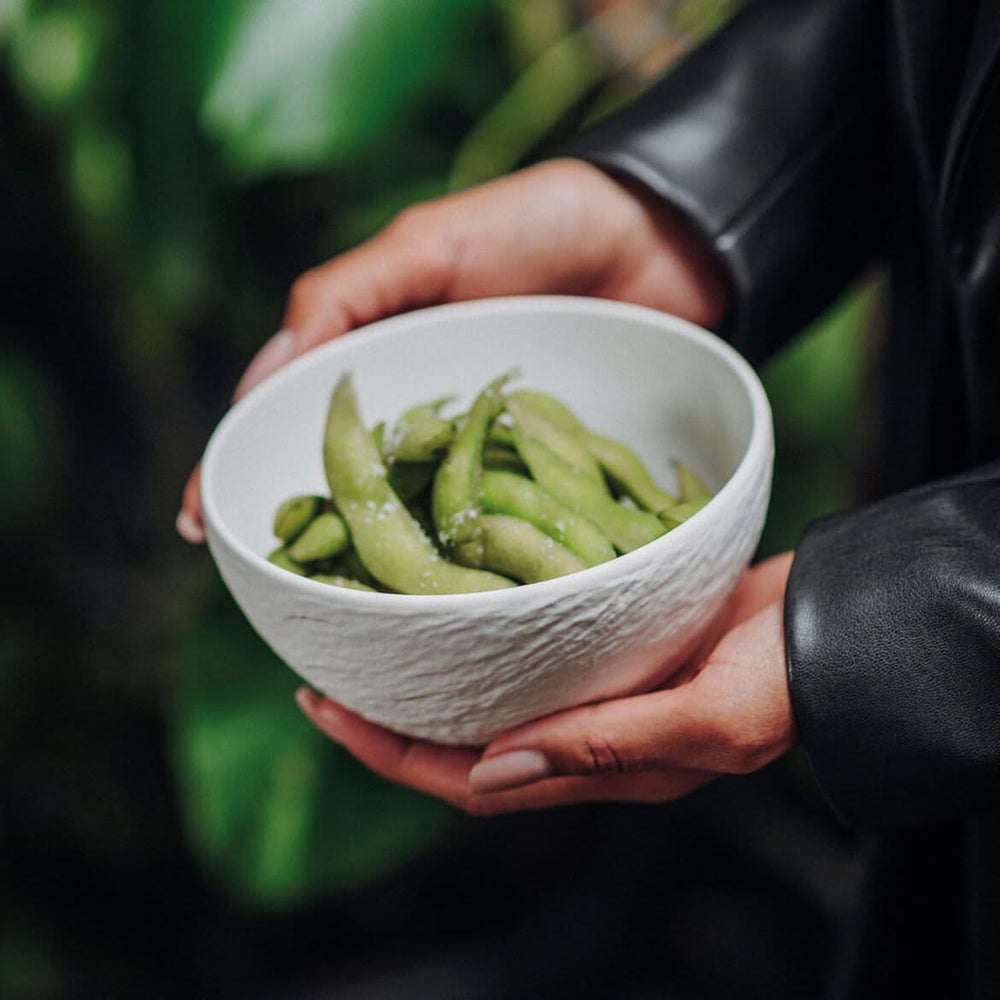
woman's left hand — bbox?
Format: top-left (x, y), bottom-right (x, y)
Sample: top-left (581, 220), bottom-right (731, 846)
top-left (296, 552), bottom-right (798, 815)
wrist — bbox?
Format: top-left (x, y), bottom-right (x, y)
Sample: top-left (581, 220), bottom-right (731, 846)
top-left (612, 168), bottom-right (732, 329)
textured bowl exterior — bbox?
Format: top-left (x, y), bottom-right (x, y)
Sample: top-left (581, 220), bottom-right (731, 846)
top-left (202, 297), bottom-right (773, 745)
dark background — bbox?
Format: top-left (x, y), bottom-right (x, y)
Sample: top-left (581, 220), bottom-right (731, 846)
top-left (1, 1), bottom-right (873, 996)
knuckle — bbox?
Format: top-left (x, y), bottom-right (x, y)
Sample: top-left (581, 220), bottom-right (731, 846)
top-left (722, 720), bottom-right (775, 775)
top-left (287, 269), bottom-right (322, 313)
top-left (384, 204), bottom-right (456, 288)
top-left (578, 733), bottom-right (629, 776)
top-left (387, 199), bottom-right (434, 236)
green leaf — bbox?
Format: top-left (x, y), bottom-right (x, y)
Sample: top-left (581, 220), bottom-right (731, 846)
top-left (757, 280), bottom-right (877, 556)
top-left (201, 0), bottom-right (490, 175)
top-left (170, 597), bottom-right (463, 908)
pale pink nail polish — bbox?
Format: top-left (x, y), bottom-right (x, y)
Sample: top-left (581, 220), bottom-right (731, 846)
top-left (233, 329), bottom-right (296, 400)
top-left (469, 750), bottom-right (552, 794)
top-left (294, 687), bottom-right (315, 715)
top-left (315, 699), bottom-right (350, 743)
top-left (176, 508), bottom-right (206, 544)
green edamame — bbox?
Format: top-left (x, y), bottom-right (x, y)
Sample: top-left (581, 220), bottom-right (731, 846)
top-left (514, 433), bottom-right (666, 553)
top-left (267, 372), bottom-right (714, 591)
top-left (329, 544), bottom-right (380, 589)
top-left (659, 499), bottom-right (708, 530)
top-left (324, 374), bottom-right (515, 594)
top-left (431, 372), bottom-right (511, 558)
top-left (487, 419), bottom-right (517, 448)
top-left (506, 389), bottom-right (582, 432)
top-left (388, 397), bottom-right (456, 462)
top-left (287, 510), bottom-right (350, 563)
top-left (267, 546), bottom-right (306, 574)
top-left (579, 430), bottom-right (678, 513)
top-left (479, 469), bottom-right (615, 567)
top-left (476, 513), bottom-right (587, 584)
top-left (505, 395), bottom-right (605, 484)
top-left (273, 494), bottom-right (323, 543)
top-left (674, 461), bottom-right (712, 505)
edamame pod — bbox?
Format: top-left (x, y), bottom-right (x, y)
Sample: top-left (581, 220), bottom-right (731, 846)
top-left (674, 461), bottom-right (712, 505)
top-left (476, 514), bottom-right (587, 584)
top-left (506, 389), bottom-right (582, 432)
top-left (579, 430), bottom-right (678, 513)
top-left (330, 545), bottom-right (380, 589)
top-left (273, 494), bottom-right (323, 543)
top-left (372, 422), bottom-right (387, 460)
top-left (505, 395), bottom-right (605, 484)
top-left (514, 433), bottom-right (666, 553)
top-left (268, 546), bottom-right (306, 574)
top-left (324, 374), bottom-right (515, 594)
top-left (431, 372), bottom-right (511, 556)
top-left (479, 470), bottom-right (615, 567)
top-left (388, 397), bottom-right (456, 462)
top-left (287, 510), bottom-right (350, 563)
top-left (487, 419), bottom-right (517, 448)
top-left (659, 498), bottom-right (709, 530)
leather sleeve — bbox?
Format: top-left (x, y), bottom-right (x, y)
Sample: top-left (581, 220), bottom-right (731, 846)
top-left (786, 463), bottom-right (1000, 831)
top-left (564, 0), bottom-right (1000, 833)
top-left (565, 0), bottom-right (888, 364)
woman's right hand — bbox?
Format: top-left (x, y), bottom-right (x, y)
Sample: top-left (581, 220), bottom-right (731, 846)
top-left (176, 157), bottom-right (730, 542)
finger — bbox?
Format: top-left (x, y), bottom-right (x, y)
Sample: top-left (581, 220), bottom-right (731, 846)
top-left (471, 689), bottom-right (718, 791)
top-left (281, 214), bottom-right (455, 355)
top-left (176, 464), bottom-right (205, 544)
top-left (465, 767), bottom-right (716, 816)
top-left (296, 690), bottom-right (715, 814)
top-left (295, 689), bottom-right (480, 807)
top-left (474, 602), bottom-right (792, 791)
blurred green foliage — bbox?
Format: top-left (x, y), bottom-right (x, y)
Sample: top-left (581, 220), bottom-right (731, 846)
top-left (1, 0), bottom-right (870, 992)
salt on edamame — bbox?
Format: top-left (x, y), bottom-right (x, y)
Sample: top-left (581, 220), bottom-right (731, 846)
top-left (265, 373), bottom-right (713, 593)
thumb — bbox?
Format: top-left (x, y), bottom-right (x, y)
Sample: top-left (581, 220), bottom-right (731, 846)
top-left (468, 602), bottom-right (793, 794)
top-left (468, 686), bottom-right (720, 794)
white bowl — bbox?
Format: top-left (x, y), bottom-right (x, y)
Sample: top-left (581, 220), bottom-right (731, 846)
top-left (201, 296), bottom-right (773, 745)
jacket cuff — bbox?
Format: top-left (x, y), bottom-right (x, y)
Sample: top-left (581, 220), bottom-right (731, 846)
top-left (563, 0), bottom-right (885, 364)
top-left (784, 463), bottom-right (1000, 831)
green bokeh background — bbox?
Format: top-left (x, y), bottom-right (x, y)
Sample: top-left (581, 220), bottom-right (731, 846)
top-left (1, 1), bottom-right (872, 995)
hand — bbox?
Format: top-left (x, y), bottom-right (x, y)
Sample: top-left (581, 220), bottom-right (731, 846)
top-left (295, 553), bottom-right (797, 816)
top-left (176, 157), bottom-right (730, 542)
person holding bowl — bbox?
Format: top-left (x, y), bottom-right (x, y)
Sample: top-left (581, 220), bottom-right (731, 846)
top-left (178, 1), bottom-right (1000, 996)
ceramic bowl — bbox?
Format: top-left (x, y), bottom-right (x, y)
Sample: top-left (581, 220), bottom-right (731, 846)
top-left (201, 296), bottom-right (773, 745)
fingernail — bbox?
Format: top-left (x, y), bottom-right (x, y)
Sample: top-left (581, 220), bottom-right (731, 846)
top-left (233, 329), bottom-right (296, 401)
top-left (176, 508), bottom-right (206, 544)
top-left (469, 750), bottom-right (552, 794)
top-left (297, 691), bottom-right (348, 744)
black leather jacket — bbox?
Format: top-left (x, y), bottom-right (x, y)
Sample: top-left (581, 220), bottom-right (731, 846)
top-left (570, 1), bottom-right (1000, 996)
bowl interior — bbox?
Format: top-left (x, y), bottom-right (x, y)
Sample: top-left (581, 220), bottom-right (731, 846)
top-left (204, 298), bottom-right (759, 564)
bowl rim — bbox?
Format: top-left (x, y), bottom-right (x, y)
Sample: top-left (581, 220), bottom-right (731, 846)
top-left (201, 294), bottom-right (772, 610)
